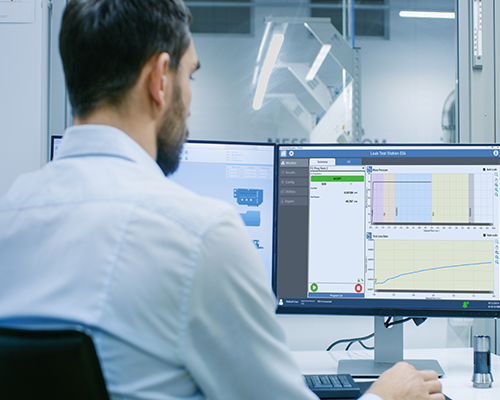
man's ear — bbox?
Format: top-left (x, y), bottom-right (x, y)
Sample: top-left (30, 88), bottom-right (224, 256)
top-left (148, 52), bottom-right (171, 109)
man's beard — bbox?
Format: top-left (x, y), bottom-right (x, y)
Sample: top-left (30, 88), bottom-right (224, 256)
top-left (156, 78), bottom-right (188, 176)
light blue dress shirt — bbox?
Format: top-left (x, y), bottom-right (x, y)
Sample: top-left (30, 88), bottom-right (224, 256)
top-left (0, 125), bottom-right (379, 400)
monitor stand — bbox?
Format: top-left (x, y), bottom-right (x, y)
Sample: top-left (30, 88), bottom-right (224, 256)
top-left (337, 316), bottom-right (444, 378)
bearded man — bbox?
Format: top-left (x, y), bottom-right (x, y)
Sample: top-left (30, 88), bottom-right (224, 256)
top-left (0, 1), bottom-right (443, 400)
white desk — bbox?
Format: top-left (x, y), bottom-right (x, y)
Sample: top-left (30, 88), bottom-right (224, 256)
top-left (292, 348), bottom-right (500, 400)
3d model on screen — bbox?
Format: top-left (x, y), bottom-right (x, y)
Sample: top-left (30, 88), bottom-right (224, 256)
top-left (233, 188), bottom-right (264, 206)
top-left (240, 211), bottom-right (261, 227)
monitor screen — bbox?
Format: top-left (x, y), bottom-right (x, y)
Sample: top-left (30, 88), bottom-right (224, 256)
top-left (170, 140), bottom-right (276, 285)
top-left (275, 144), bottom-right (500, 318)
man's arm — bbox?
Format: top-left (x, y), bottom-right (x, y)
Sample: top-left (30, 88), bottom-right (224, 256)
top-left (182, 208), bottom-right (318, 399)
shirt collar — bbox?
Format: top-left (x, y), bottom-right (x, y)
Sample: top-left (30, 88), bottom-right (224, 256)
top-left (55, 124), bottom-right (164, 176)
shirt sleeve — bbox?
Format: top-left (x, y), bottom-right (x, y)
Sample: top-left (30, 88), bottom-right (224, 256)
top-left (182, 208), bottom-right (319, 400)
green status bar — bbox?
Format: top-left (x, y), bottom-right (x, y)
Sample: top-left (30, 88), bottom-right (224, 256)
top-left (311, 176), bottom-right (365, 182)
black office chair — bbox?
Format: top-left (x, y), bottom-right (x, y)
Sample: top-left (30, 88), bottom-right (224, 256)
top-left (0, 326), bottom-right (110, 400)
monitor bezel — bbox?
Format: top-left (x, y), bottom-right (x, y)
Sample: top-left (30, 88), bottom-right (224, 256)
top-left (50, 135), bottom-right (63, 161)
top-left (273, 142), bottom-right (500, 318)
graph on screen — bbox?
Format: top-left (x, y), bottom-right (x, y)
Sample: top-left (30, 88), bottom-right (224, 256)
top-left (373, 240), bottom-right (494, 293)
top-left (371, 173), bottom-right (494, 225)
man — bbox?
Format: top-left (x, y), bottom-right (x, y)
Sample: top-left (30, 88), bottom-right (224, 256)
top-left (0, 0), bottom-right (444, 399)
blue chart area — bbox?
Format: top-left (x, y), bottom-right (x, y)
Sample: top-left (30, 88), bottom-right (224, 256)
top-left (374, 240), bottom-right (494, 292)
top-left (371, 173), bottom-right (431, 223)
top-left (370, 173), bottom-right (494, 224)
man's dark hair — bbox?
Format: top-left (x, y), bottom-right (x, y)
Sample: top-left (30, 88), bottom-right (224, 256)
top-left (59, 0), bottom-right (192, 118)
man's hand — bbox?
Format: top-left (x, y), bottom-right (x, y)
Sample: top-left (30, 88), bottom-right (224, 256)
top-left (365, 362), bottom-right (444, 400)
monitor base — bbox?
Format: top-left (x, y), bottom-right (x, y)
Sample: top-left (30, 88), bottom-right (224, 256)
top-left (338, 358), bottom-right (444, 378)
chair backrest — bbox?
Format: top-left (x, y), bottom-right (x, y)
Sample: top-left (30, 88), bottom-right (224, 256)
top-left (0, 326), bottom-right (110, 400)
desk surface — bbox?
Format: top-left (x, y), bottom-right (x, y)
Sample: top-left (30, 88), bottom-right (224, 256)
top-left (292, 348), bottom-right (500, 400)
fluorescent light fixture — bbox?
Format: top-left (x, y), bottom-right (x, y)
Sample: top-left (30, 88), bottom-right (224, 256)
top-left (399, 11), bottom-right (455, 19)
top-left (306, 44), bottom-right (331, 81)
top-left (253, 33), bottom-right (284, 111)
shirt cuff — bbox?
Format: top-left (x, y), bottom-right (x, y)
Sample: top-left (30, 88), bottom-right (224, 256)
top-left (359, 393), bottom-right (383, 400)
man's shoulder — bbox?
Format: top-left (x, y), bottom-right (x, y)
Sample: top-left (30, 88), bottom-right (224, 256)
top-left (0, 157), bottom-right (239, 236)
top-left (134, 175), bottom-right (238, 231)
top-left (85, 159), bottom-right (238, 235)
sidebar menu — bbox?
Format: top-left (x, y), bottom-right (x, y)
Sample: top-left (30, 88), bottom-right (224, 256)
top-left (278, 158), bottom-right (309, 206)
top-left (276, 158), bottom-right (311, 298)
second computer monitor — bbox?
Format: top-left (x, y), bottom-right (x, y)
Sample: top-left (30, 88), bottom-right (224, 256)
top-left (169, 140), bottom-right (276, 285)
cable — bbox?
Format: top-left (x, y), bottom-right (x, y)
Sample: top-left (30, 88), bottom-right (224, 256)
top-left (326, 332), bottom-right (374, 351)
top-left (345, 338), bottom-right (374, 351)
top-left (326, 317), bottom-right (427, 352)
top-left (384, 317), bottom-right (427, 328)
top-left (384, 317), bottom-right (412, 328)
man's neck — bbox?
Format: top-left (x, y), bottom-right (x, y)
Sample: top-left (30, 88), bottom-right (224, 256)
top-left (73, 108), bottom-right (157, 159)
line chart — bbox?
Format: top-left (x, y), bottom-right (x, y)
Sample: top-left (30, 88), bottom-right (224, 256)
top-left (375, 262), bottom-right (492, 286)
top-left (374, 240), bottom-right (494, 292)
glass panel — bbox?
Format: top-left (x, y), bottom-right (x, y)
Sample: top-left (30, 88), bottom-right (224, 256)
top-left (187, 0), bottom-right (456, 145)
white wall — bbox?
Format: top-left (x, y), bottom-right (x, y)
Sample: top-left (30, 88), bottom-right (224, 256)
top-left (0, 0), bottom-right (45, 197)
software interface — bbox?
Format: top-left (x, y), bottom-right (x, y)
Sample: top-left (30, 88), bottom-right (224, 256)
top-left (276, 145), bottom-right (500, 314)
top-left (170, 142), bottom-right (275, 284)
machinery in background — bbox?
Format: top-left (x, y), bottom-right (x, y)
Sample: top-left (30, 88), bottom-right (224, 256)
top-left (252, 17), bottom-right (363, 144)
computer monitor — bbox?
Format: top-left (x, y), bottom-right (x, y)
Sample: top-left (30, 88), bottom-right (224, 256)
top-left (50, 135), bottom-right (63, 160)
top-left (275, 143), bottom-right (500, 376)
top-left (170, 140), bottom-right (276, 285)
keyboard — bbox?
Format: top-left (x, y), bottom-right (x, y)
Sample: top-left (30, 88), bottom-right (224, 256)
top-left (304, 374), bottom-right (361, 399)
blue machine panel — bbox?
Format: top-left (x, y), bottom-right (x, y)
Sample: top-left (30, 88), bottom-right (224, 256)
top-left (234, 188), bottom-right (264, 206)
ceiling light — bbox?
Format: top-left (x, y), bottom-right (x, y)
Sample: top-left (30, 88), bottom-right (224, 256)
top-left (399, 11), bottom-right (455, 19)
top-left (253, 33), bottom-right (284, 111)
